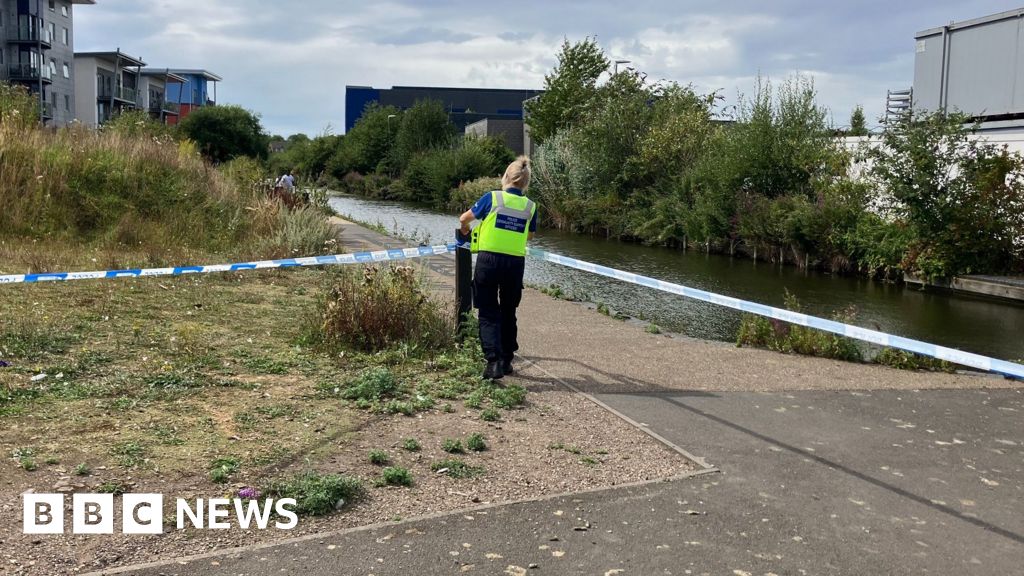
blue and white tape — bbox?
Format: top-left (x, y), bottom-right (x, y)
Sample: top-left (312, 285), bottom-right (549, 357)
top-left (0, 244), bottom-right (457, 284)
top-left (526, 248), bottom-right (1024, 380)
top-left (3, 239), bottom-right (1021, 379)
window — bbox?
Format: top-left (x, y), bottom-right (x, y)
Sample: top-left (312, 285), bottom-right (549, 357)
top-left (62, 63), bottom-right (69, 78)
top-left (62, 5), bottom-right (69, 17)
top-left (65, 94), bottom-right (70, 112)
top-left (49, 58), bottom-right (57, 77)
top-left (49, 0), bottom-right (55, 11)
top-left (48, 22), bottom-right (55, 43)
top-left (62, 27), bottom-right (68, 45)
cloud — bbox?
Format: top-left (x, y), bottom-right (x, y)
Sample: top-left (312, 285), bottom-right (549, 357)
top-left (72, 0), bottom-right (1019, 135)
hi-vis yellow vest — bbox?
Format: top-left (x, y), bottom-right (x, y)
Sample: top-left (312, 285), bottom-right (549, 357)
top-left (471, 190), bottom-right (536, 257)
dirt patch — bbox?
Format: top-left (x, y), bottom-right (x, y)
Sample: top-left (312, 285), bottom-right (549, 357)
top-left (0, 266), bottom-right (693, 575)
top-left (0, 375), bottom-right (691, 575)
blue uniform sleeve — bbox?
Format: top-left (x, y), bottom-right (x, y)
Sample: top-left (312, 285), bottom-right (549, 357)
top-left (471, 193), bottom-right (492, 220)
top-left (529, 209), bottom-right (538, 233)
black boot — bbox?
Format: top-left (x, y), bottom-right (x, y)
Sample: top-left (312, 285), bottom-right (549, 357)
top-left (483, 361), bottom-right (504, 380)
top-left (501, 359), bottom-right (514, 375)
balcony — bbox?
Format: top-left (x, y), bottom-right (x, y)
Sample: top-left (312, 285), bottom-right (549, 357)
top-left (114, 86), bottom-right (139, 105)
top-left (7, 63), bottom-right (52, 84)
top-left (41, 101), bottom-right (53, 119)
top-left (162, 101), bottom-right (179, 114)
top-left (7, 26), bottom-right (52, 48)
top-left (99, 85), bottom-right (139, 105)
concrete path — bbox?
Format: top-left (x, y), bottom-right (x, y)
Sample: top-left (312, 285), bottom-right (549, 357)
top-left (100, 382), bottom-right (1024, 574)
top-left (99, 220), bottom-right (1023, 575)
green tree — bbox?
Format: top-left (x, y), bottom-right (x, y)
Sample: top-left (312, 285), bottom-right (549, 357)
top-left (178, 105), bottom-right (269, 163)
top-left (524, 38), bottom-right (609, 144)
top-left (330, 103), bottom-right (400, 177)
top-left (393, 99), bottom-right (455, 172)
top-left (849, 105), bottom-right (868, 136)
top-left (869, 111), bottom-right (1024, 279)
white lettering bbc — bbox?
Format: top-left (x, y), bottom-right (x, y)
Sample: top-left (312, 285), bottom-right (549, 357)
top-left (23, 494), bottom-right (297, 534)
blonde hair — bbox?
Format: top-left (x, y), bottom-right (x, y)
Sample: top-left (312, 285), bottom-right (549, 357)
top-left (501, 156), bottom-right (531, 191)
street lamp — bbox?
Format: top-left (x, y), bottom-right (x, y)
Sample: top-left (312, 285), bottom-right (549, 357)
top-left (613, 59), bottom-right (631, 75)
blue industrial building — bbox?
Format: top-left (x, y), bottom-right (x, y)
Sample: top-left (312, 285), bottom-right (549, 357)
top-left (345, 85), bottom-right (543, 133)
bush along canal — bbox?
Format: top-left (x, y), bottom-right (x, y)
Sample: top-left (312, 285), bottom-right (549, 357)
top-left (330, 194), bottom-right (1024, 364)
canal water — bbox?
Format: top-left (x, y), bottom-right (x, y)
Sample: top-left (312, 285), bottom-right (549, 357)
top-left (330, 194), bottom-right (1024, 362)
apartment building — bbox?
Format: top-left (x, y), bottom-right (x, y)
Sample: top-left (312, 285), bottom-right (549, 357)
top-left (0, 0), bottom-right (94, 126)
top-left (139, 68), bottom-right (184, 124)
top-left (73, 49), bottom-right (143, 125)
top-left (164, 68), bottom-right (220, 125)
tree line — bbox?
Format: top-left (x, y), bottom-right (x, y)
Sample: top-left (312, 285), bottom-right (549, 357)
top-left (267, 100), bottom-right (515, 207)
top-left (268, 39), bottom-right (1022, 281)
top-left (521, 39), bottom-right (1023, 281)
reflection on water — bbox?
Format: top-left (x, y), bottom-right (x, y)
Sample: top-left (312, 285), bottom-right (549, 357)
top-left (330, 195), bottom-right (1024, 361)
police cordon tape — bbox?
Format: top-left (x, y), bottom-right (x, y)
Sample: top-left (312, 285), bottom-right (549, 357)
top-left (2, 240), bottom-right (1022, 380)
top-left (524, 247), bottom-right (1024, 380)
top-left (0, 244), bottom-right (458, 284)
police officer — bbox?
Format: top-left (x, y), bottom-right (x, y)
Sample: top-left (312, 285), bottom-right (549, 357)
top-left (459, 156), bottom-right (538, 380)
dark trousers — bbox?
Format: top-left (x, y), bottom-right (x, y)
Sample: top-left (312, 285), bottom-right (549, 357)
top-left (473, 251), bottom-right (525, 362)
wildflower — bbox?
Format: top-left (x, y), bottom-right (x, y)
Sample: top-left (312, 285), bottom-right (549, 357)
top-left (238, 487), bottom-right (260, 499)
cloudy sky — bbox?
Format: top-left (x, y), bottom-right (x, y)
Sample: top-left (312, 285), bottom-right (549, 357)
top-left (76, 0), bottom-right (1017, 136)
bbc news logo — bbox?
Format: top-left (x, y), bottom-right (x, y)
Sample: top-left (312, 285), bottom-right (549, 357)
top-left (23, 494), bottom-right (299, 534)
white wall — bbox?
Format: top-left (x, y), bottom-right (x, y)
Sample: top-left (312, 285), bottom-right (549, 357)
top-left (139, 76), bottom-right (166, 111)
top-left (73, 57), bottom-right (98, 126)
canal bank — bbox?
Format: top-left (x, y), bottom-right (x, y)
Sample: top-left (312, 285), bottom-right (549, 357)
top-left (331, 214), bottom-right (1013, 393)
top-left (906, 273), bottom-right (1024, 304)
top-left (329, 194), bottom-right (1024, 363)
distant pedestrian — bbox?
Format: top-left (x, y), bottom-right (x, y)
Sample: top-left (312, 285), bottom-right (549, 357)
top-left (276, 170), bottom-right (296, 193)
top-left (459, 156), bottom-right (537, 380)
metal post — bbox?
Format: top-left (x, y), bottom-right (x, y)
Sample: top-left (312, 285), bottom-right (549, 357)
top-left (454, 228), bottom-right (473, 337)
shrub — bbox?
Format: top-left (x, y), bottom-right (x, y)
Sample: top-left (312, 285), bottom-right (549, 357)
top-left (402, 438), bottom-right (421, 452)
top-left (736, 291), bottom-right (862, 363)
top-left (177, 104), bottom-right (269, 162)
top-left (430, 458), bottom-right (484, 478)
top-left (490, 385), bottom-right (527, 409)
top-left (448, 177), bottom-right (502, 212)
top-left (339, 367), bottom-right (401, 402)
top-left (442, 438), bottom-right (464, 453)
top-left (392, 99), bottom-right (456, 172)
top-left (480, 408), bottom-right (501, 422)
top-left (265, 472), bottom-right (363, 516)
top-left (465, 433), bottom-right (487, 452)
top-left (399, 139), bottom-right (499, 206)
top-left (368, 449), bottom-right (390, 465)
top-left (874, 349), bottom-right (955, 373)
top-left (309, 266), bottom-right (455, 353)
top-left (379, 466), bottom-right (413, 487)
top-left (870, 110), bottom-right (1024, 279)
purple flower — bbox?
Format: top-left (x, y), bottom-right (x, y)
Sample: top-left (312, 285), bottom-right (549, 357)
top-left (238, 487), bottom-right (260, 499)
top-left (0, 360), bottom-right (9, 368)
